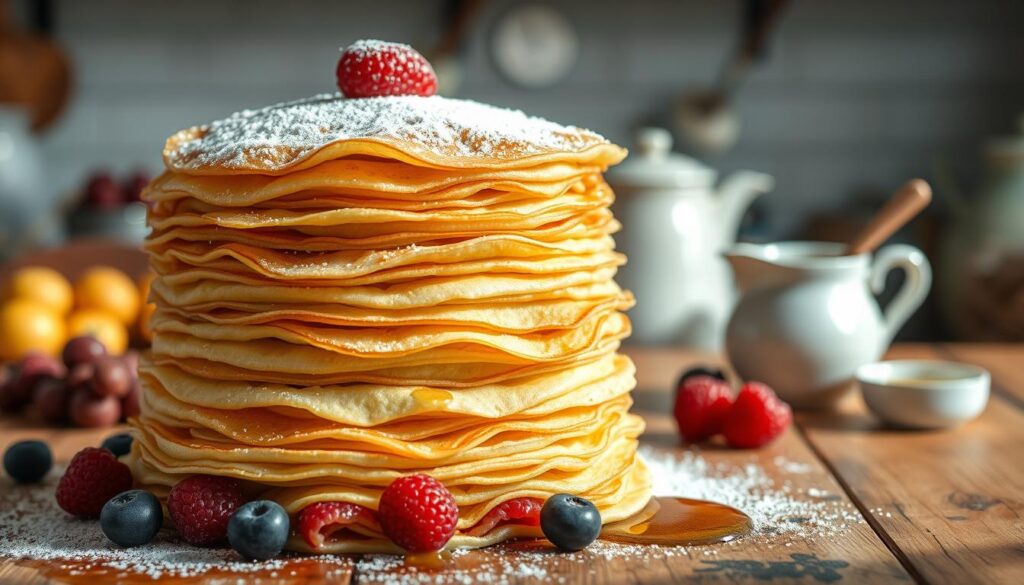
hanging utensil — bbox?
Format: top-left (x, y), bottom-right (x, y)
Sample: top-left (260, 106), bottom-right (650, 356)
top-left (675, 0), bottom-right (790, 154)
top-left (0, 0), bottom-right (72, 132)
top-left (427, 0), bottom-right (485, 95)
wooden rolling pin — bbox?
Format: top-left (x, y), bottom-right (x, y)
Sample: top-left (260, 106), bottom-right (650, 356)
top-left (847, 179), bottom-right (932, 255)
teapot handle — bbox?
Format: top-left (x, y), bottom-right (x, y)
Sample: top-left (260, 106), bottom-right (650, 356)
top-left (869, 244), bottom-right (932, 346)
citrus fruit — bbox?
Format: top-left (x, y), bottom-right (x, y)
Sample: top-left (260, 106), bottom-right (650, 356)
top-left (4, 267), bottom-right (73, 315)
top-left (138, 303), bottom-right (155, 343)
top-left (67, 310), bottom-right (128, 355)
top-left (74, 267), bottom-right (140, 326)
top-left (0, 299), bottom-right (66, 359)
top-left (137, 273), bottom-right (155, 342)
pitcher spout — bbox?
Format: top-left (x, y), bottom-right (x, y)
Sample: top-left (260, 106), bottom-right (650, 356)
top-left (724, 243), bottom-right (773, 293)
top-left (725, 242), bottom-right (813, 293)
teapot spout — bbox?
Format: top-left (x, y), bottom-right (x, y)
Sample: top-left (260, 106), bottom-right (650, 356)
top-left (716, 171), bottom-right (774, 247)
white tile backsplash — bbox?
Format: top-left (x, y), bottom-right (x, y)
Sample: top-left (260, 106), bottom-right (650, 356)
top-left (27, 0), bottom-right (1024, 239)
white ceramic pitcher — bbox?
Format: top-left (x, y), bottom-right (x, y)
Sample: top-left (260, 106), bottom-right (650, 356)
top-left (725, 241), bottom-right (932, 408)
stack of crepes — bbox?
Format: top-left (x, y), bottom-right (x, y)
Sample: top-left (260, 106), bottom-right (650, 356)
top-left (129, 93), bottom-right (652, 553)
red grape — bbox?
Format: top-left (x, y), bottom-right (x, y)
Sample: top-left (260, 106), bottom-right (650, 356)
top-left (0, 364), bottom-right (18, 410)
top-left (92, 356), bottom-right (131, 398)
top-left (85, 172), bottom-right (123, 209)
top-left (121, 350), bottom-right (139, 374)
top-left (62, 336), bottom-right (107, 368)
top-left (6, 353), bottom-right (65, 412)
top-left (69, 389), bottom-right (121, 428)
top-left (123, 171), bottom-right (150, 203)
top-left (122, 379), bottom-right (141, 419)
top-left (67, 363), bottom-right (95, 391)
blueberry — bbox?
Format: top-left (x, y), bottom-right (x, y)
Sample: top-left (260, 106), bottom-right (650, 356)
top-left (100, 489), bottom-right (163, 547)
top-left (228, 500), bottom-right (290, 561)
top-left (677, 366), bottom-right (727, 388)
top-left (101, 433), bottom-right (133, 457)
top-left (3, 440), bottom-right (52, 484)
top-left (540, 493), bottom-right (601, 552)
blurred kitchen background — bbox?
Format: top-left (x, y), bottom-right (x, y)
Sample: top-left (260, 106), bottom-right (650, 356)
top-left (2, 0), bottom-right (1023, 343)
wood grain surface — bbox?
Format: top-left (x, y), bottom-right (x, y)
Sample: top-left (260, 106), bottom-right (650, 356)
top-left (1, 343), bottom-right (1021, 584)
top-left (797, 344), bottom-right (1024, 585)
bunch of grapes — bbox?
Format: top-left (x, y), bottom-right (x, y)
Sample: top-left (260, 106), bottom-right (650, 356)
top-left (0, 336), bottom-right (140, 427)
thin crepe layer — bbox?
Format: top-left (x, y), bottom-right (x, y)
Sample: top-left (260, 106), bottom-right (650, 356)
top-left (141, 354), bottom-right (632, 426)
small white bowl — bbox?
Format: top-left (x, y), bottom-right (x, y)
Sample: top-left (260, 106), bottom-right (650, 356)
top-left (856, 360), bottom-right (990, 429)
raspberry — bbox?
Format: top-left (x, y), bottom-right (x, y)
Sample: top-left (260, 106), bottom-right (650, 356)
top-left (378, 474), bottom-right (458, 552)
top-left (298, 501), bottom-right (376, 549)
top-left (167, 475), bottom-right (245, 546)
top-left (336, 39), bottom-right (437, 98)
top-left (466, 497), bottom-right (543, 536)
top-left (55, 447), bottom-right (133, 518)
top-left (673, 375), bottom-right (734, 442)
top-left (722, 381), bottom-right (792, 448)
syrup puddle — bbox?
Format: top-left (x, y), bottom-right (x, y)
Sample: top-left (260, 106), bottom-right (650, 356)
top-left (402, 550), bottom-right (451, 570)
top-left (601, 496), bottom-right (752, 546)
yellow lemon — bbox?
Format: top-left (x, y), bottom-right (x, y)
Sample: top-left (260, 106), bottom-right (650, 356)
top-left (0, 298), bottom-right (66, 359)
top-left (138, 302), bottom-right (155, 343)
top-left (4, 266), bottom-right (74, 315)
top-left (138, 272), bottom-right (154, 306)
top-left (74, 267), bottom-right (140, 326)
top-left (67, 309), bottom-right (128, 355)
top-left (137, 272), bottom-right (156, 342)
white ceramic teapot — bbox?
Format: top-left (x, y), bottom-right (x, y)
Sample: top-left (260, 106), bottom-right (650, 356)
top-left (0, 106), bottom-right (48, 261)
top-left (608, 128), bottom-right (773, 349)
top-left (725, 241), bottom-right (932, 408)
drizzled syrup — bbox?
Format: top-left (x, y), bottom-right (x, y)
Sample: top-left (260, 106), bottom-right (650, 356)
top-left (411, 389), bottom-right (453, 409)
top-left (601, 496), bottom-right (752, 546)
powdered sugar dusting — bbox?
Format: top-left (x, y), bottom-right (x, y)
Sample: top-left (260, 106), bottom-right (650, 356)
top-left (164, 94), bottom-right (610, 172)
top-left (0, 448), bottom-right (862, 583)
top-left (344, 39), bottom-right (417, 57)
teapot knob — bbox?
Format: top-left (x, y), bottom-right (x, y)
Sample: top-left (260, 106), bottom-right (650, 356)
top-left (634, 127), bottom-right (673, 160)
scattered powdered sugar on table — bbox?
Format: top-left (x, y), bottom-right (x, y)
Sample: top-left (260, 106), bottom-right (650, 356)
top-left (0, 448), bottom-right (861, 583)
top-left (165, 93), bottom-right (609, 172)
top-left (641, 445), bottom-right (862, 539)
top-left (0, 474), bottom-right (350, 580)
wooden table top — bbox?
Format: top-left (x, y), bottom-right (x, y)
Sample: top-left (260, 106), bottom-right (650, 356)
top-left (1, 343), bottom-right (1022, 584)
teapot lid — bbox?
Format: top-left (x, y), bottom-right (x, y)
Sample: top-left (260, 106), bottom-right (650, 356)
top-left (608, 127), bottom-right (716, 188)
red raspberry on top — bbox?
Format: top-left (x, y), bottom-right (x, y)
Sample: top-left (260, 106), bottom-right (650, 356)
top-left (55, 447), bottom-right (133, 518)
top-left (378, 474), bottom-right (458, 552)
top-left (722, 381), bottom-right (792, 448)
top-left (167, 475), bottom-right (245, 546)
top-left (298, 501), bottom-right (377, 549)
top-left (336, 39), bottom-right (437, 98)
top-left (466, 497), bottom-right (543, 536)
top-left (673, 375), bottom-right (734, 443)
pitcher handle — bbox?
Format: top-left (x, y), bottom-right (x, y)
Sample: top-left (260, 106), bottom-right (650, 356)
top-left (869, 244), bottom-right (932, 346)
